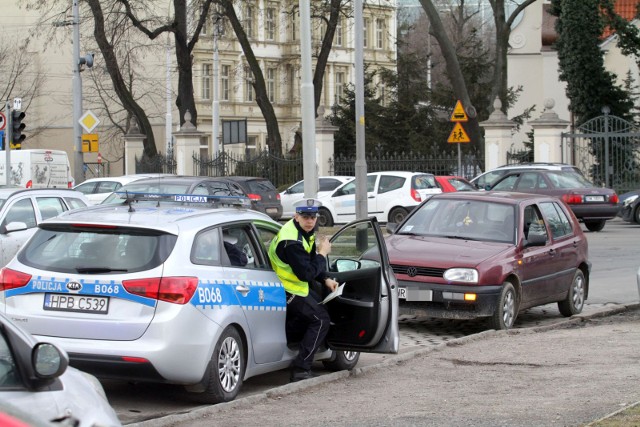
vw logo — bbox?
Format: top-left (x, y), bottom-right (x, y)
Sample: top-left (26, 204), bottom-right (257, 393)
top-left (406, 266), bottom-right (418, 277)
top-left (66, 281), bottom-right (82, 292)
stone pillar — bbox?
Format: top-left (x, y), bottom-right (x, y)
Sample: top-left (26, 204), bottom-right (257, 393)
top-left (172, 111), bottom-right (203, 176)
top-left (479, 98), bottom-right (516, 172)
top-left (123, 122), bottom-right (145, 175)
top-left (528, 99), bottom-right (570, 163)
top-left (315, 106), bottom-right (337, 176)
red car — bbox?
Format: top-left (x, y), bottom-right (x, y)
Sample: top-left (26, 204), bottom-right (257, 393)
top-left (435, 176), bottom-right (476, 192)
top-left (384, 191), bottom-right (590, 330)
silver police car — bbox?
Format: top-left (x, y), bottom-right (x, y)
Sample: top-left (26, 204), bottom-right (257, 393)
top-left (0, 193), bottom-right (399, 403)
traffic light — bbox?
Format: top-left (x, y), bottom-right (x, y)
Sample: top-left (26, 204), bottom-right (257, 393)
top-left (11, 110), bottom-right (25, 150)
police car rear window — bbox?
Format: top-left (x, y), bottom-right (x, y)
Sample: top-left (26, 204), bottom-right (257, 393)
top-left (19, 226), bottom-right (177, 274)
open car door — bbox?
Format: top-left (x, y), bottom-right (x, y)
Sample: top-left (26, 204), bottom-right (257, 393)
top-left (325, 218), bottom-right (399, 354)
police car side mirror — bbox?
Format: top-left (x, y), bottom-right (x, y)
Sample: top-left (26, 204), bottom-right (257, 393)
top-left (335, 259), bottom-right (361, 272)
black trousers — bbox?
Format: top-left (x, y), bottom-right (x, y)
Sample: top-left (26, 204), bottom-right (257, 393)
top-left (286, 288), bottom-right (331, 371)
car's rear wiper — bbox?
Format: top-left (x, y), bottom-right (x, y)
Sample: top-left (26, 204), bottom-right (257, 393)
top-left (75, 267), bottom-right (129, 273)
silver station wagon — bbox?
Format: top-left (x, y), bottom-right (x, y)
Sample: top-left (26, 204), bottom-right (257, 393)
top-left (0, 193), bottom-right (399, 403)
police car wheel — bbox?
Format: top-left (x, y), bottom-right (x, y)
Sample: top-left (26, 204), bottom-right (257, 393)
top-left (193, 326), bottom-right (245, 404)
top-left (322, 350), bottom-right (360, 371)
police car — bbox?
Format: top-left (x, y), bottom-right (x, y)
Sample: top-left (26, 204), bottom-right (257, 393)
top-left (0, 193), bottom-right (399, 403)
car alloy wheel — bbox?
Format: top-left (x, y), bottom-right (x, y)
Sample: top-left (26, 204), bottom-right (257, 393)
top-left (489, 282), bottom-right (517, 330)
top-left (558, 269), bottom-right (585, 317)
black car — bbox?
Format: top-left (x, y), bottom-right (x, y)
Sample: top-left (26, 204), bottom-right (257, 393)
top-left (488, 169), bottom-right (620, 231)
top-left (101, 175), bottom-right (246, 204)
top-left (224, 176), bottom-right (282, 220)
top-left (618, 189), bottom-right (640, 223)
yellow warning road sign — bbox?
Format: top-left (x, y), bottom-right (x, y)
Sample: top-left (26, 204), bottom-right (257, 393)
top-left (82, 133), bottom-right (99, 152)
top-left (447, 122), bottom-right (471, 143)
top-left (450, 100), bottom-right (468, 122)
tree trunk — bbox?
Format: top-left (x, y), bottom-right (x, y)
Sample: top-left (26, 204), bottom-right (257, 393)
top-left (419, 0), bottom-right (482, 148)
top-left (313, 0), bottom-right (342, 115)
top-left (174, 0), bottom-right (197, 127)
top-left (86, 0), bottom-right (157, 157)
top-left (222, 0), bottom-right (282, 155)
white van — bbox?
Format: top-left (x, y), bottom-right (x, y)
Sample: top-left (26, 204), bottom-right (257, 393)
top-left (0, 149), bottom-right (73, 188)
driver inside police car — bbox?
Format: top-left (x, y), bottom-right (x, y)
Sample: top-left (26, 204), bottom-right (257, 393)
top-left (267, 198), bottom-right (339, 382)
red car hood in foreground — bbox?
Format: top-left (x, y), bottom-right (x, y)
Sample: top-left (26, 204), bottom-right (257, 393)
top-left (385, 234), bottom-right (511, 268)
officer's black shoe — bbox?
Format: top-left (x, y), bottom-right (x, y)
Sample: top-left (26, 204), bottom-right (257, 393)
top-left (290, 367), bottom-right (315, 382)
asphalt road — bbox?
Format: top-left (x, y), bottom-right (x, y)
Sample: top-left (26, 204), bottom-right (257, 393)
top-left (106, 218), bottom-right (640, 425)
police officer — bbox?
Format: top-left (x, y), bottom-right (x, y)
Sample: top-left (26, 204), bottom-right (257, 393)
top-left (268, 198), bottom-right (339, 382)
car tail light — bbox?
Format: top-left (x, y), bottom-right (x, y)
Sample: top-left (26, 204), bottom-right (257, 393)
top-left (276, 193), bottom-right (281, 201)
top-left (122, 277), bottom-right (198, 305)
top-left (411, 188), bottom-right (422, 202)
top-left (0, 268), bottom-right (32, 291)
top-left (610, 194), bottom-right (619, 204)
top-left (68, 181), bottom-right (73, 188)
top-left (26, 180), bottom-right (33, 189)
top-left (562, 194), bottom-right (583, 204)
top-left (247, 193), bottom-right (262, 201)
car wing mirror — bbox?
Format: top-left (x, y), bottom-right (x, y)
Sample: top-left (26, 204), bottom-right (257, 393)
top-left (484, 184), bottom-right (492, 191)
top-left (5, 221), bottom-right (28, 233)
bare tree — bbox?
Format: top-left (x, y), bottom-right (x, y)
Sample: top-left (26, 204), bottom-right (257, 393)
top-left (0, 36), bottom-right (47, 142)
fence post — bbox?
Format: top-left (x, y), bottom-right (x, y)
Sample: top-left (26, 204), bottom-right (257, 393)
top-left (479, 97), bottom-right (516, 171)
top-left (173, 111), bottom-right (203, 175)
top-left (315, 107), bottom-right (337, 176)
top-left (124, 121), bottom-right (145, 174)
top-left (529, 98), bottom-right (569, 164)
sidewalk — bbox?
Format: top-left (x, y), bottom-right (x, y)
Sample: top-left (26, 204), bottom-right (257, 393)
top-left (132, 303), bottom-right (640, 427)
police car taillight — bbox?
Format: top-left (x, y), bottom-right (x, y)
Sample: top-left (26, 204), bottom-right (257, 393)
top-left (122, 277), bottom-right (198, 305)
top-left (0, 268), bottom-right (32, 291)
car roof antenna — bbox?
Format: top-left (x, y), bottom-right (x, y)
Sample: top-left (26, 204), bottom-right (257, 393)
top-left (126, 191), bottom-right (135, 212)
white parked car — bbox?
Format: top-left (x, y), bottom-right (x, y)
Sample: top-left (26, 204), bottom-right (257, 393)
top-left (316, 171), bottom-right (442, 226)
top-left (280, 176), bottom-right (354, 219)
top-left (73, 174), bottom-right (174, 205)
top-left (0, 188), bottom-right (89, 267)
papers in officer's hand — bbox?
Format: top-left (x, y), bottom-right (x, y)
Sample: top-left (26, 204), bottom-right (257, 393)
top-left (320, 282), bottom-right (345, 304)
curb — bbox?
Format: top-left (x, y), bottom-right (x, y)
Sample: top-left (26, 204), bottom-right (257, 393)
top-left (127, 303), bottom-right (640, 427)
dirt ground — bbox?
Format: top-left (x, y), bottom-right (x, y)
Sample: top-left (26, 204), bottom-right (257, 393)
top-left (133, 304), bottom-right (640, 427)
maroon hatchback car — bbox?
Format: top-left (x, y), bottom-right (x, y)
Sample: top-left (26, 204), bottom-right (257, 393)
top-left (385, 191), bottom-right (590, 329)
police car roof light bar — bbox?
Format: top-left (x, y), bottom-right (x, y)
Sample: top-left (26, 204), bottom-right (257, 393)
top-left (113, 191), bottom-right (252, 209)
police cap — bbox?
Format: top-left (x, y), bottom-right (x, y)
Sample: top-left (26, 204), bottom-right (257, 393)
top-left (294, 198), bottom-right (323, 215)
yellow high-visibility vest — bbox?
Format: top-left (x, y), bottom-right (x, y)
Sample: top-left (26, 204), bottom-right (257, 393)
top-left (268, 219), bottom-right (315, 296)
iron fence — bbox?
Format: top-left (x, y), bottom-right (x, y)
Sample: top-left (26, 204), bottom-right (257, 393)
top-left (135, 153), bottom-right (177, 174)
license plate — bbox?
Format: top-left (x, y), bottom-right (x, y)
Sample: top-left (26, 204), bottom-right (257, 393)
top-left (585, 195), bottom-right (605, 202)
top-left (267, 208), bottom-right (278, 214)
top-left (44, 293), bottom-right (109, 314)
top-left (398, 287), bottom-right (407, 299)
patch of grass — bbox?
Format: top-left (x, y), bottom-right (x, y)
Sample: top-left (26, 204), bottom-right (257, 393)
top-left (587, 402), bottom-right (640, 427)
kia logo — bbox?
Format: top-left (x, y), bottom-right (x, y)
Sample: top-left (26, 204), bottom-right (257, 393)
top-left (67, 282), bottom-right (82, 292)
top-left (406, 266), bottom-right (418, 277)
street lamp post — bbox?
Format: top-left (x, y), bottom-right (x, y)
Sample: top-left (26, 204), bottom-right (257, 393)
top-left (299, 0), bottom-right (317, 200)
top-left (72, 0), bottom-right (83, 184)
top-left (212, 15), bottom-right (222, 156)
top-left (354, 0), bottom-right (367, 220)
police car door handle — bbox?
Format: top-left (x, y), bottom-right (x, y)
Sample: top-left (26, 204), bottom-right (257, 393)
top-left (235, 284), bottom-right (250, 296)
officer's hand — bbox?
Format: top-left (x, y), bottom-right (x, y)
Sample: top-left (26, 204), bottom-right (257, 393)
top-left (317, 236), bottom-right (332, 256)
top-left (324, 277), bottom-right (339, 292)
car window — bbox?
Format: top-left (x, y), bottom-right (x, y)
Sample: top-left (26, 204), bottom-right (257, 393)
top-left (523, 205), bottom-right (548, 241)
top-left (412, 175), bottom-right (437, 190)
top-left (319, 179), bottom-right (341, 192)
top-left (36, 197), bottom-right (65, 220)
top-left (398, 199), bottom-right (515, 243)
top-left (247, 180), bottom-right (276, 193)
top-left (516, 173), bottom-right (539, 191)
top-left (3, 199), bottom-right (36, 229)
top-left (367, 175), bottom-right (377, 192)
top-left (20, 228), bottom-right (175, 273)
top-left (221, 225), bottom-right (257, 269)
top-left (73, 182), bottom-right (97, 195)
top-left (335, 181), bottom-right (355, 196)
top-left (450, 178), bottom-right (475, 191)
top-left (288, 182), bottom-right (304, 194)
top-left (192, 228), bottom-right (222, 266)
top-left (96, 182), bottom-right (122, 193)
top-left (474, 170), bottom-right (506, 189)
top-left (254, 224), bottom-right (278, 256)
top-left (547, 172), bottom-right (592, 189)
top-left (64, 197), bottom-right (88, 210)
top-left (492, 174), bottom-right (519, 191)
top-left (378, 176), bottom-right (405, 194)
top-left (0, 331), bottom-right (20, 388)
top-left (539, 202), bottom-right (573, 238)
